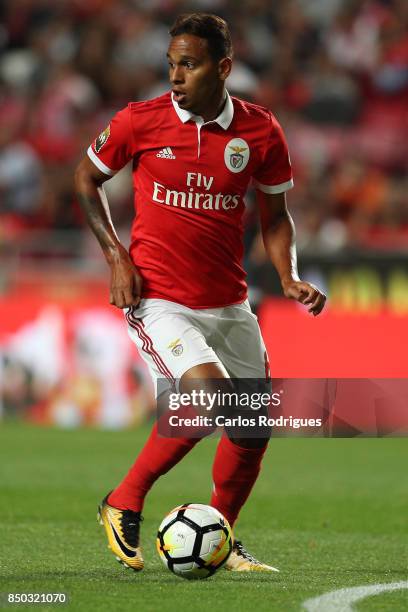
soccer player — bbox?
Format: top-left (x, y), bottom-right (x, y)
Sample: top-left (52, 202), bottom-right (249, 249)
top-left (75, 13), bottom-right (326, 573)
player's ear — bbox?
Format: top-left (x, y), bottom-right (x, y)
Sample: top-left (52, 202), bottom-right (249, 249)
top-left (218, 57), bottom-right (232, 81)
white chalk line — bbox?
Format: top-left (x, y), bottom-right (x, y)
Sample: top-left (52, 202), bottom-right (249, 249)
top-left (302, 580), bottom-right (408, 612)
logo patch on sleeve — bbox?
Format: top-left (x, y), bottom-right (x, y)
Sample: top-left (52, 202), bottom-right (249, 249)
top-left (94, 125), bottom-right (111, 153)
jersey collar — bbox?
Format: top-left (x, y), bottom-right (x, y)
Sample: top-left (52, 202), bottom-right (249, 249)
top-left (171, 90), bottom-right (234, 130)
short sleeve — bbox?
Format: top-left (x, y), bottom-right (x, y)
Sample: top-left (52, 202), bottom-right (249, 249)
top-left (252, 113), bottom-right (294, 194)
top-left (87, 106), bottom-right (133, 176)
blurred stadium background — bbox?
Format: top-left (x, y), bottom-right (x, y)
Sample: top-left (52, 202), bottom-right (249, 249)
top-left (0, 0), bottom-right (407, 428)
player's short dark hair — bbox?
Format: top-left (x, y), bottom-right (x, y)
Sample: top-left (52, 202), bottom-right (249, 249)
top-left (169, 13), bottom-right (233, 62)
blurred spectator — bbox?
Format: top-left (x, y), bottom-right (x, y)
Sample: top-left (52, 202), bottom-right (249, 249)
top-left (374, 2), bottom-right (408, 94)
top-left (112, 9), bottom-right (169, 72)
top-left (302, 53), bottom-right (361, 124)
top-left (0, 127), bottom-right (42, 217)
top-left (324, 0), bottom-right (382, 74)
top-left (330, 158), bottom-right (389, 220)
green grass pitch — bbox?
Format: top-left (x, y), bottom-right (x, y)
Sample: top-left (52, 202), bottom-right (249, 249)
top-left (0, 424), bottom-right (407, 611)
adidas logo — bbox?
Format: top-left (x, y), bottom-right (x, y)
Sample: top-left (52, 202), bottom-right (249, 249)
top-left (156, 147), bottom-right (176, 159)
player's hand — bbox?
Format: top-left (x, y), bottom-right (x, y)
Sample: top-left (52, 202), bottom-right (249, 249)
top-left (282, 279), bottom-right (326, 316)
top-left (108, 246), bottom-right (143, 309)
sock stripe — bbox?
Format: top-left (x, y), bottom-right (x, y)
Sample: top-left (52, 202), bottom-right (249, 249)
top-left (126, 309), bottom-right (175, 383)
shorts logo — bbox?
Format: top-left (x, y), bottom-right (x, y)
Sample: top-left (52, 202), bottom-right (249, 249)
top-left (224, 138), bottom-right (250, 173)
top-left (168, 338), bottom-right (183, 356)
top-left (94, 125), bottom-right (110, 153)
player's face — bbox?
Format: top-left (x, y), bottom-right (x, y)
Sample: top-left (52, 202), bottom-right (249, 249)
top-left (167, 34), bottom-right (231, 120)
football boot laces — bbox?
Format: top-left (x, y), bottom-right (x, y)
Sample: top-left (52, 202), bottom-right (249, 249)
top-left (120, 511), bottom-right (143, 547)
top-left (233, 540), bottom-right (262, 565)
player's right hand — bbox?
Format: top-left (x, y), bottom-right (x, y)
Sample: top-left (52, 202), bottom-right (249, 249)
top-left (108, 247), bottom-right (143, 309)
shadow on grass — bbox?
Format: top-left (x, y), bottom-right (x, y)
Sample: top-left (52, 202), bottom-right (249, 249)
top-left (2, 568), bottom-right (284, 585)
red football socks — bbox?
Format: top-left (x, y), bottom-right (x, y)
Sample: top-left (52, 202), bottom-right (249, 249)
top-left (108, 424), bottom-right (268, 524)
top-left (108, 422), bottom-right (197, 512)
top-left (210, 435), bottom-right (268, 527)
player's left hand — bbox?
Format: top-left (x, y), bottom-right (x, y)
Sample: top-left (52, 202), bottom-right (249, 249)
top-left (282, 280), bottom-right (326, 316)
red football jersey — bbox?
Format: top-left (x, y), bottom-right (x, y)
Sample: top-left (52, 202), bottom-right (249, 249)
top-left (87, 91), bottom-right (293, 308)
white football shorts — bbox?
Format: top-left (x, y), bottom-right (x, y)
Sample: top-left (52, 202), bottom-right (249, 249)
top-left (124, 298), bottom-right (270, 392)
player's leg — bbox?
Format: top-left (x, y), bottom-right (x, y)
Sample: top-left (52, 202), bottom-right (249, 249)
top-left (98, 394), bottom-right (217, 572)
top-left (210, 433), bottom-right (278, 572)
top-left (209, 300), bottom-right (270, 525)
top-left (208, 301), bottom-right (278, 571)
top-left (98, 300), bottom-right (222, 570)
top-left (114, 358), bottom-right (230, 508)
top-left (108, 302), bottom-right (222, 511)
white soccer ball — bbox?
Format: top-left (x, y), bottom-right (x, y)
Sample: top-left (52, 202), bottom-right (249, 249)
top-left (156, 503), bottom-right (232, 579)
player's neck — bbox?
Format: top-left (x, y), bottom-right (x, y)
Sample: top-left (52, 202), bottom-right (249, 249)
top-left (199, 89), bottom-right (227, 123)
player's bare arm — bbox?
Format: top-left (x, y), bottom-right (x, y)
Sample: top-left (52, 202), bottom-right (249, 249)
top-left (257, 190), bottom-right (326, 316)
top-left (74, 156), bottom-right (142, 309)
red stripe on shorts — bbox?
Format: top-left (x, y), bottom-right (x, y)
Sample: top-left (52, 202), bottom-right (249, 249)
top-left (126, 308), bottom-right (175, 383)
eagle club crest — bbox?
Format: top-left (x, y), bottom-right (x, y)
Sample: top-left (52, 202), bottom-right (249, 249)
top-left (230, 146), bottom-right (246, 169)
top-left (224, 138), bottom-right (250, 173)
top-left (168, 338), bottom-right (183, 356)
top-left (94, 125), bottom-right (111, 153)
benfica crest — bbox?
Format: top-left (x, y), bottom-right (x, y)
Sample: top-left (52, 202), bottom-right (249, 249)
top-left (167, 338), bottom-right (183, 356)
top-left (224, 138), bottom-right (250, 173)
top-left (94, 125), bottom-right (111, 153)
top-left (230, 148), bottom-right (245, 169)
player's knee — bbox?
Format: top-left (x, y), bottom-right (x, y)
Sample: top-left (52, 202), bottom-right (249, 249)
top-left (180, 362), bottom-right (229, 385)
top-left (180, 369), bottom-right (235, 420)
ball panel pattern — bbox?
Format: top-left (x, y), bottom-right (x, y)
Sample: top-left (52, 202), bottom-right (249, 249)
top-left (157, 503), bottom-right (233, 579)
